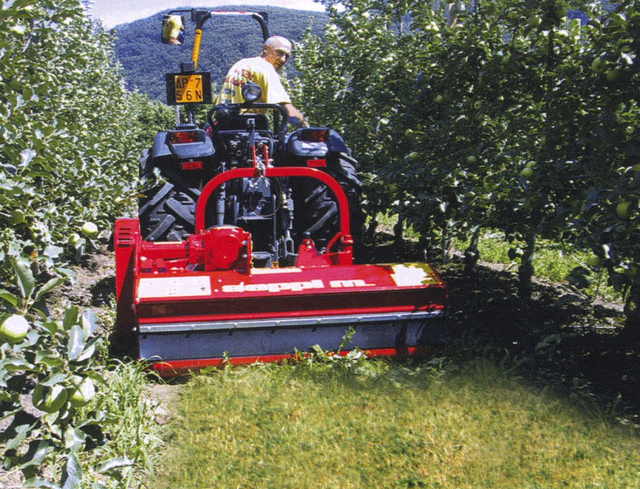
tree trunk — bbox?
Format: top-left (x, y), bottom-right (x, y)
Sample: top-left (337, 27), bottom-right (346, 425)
top-left (464, 225), bottom-right (481, 274)
top-left (394, 216), bottom-right (404, 256)
top-left (623, 283), bottom-right (640, 344)
top-left (441, 218), bottom-right (455, 265)
top-left (518, 227), bottom-right (537, 300)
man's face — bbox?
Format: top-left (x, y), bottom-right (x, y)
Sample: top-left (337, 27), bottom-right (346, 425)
top-left (265, 42), bottom-right (291, 72)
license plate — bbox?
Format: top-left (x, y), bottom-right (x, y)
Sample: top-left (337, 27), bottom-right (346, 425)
top-left (174, 74), bottom-right (204, 103)
top-left (166, 72), bottom-right (212, 105)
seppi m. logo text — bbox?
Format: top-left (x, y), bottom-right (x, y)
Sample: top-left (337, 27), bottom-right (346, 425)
top-left (221, 279), bottom-right (372, 293)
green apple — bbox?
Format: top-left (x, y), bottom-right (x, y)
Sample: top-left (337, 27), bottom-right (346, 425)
top-left (591, 58), bottom-right (606, 74)
top-left (527, 15), bottom-right (542, 28)
top-left (81, 221), bottom-right (99, 237)
top-left (606, 70), bottom-right (620, 82)
top-left (520, 167), bottom-right (534, 179)
top-left (434, 95), bottom-right (444, 104)
top-left (466, 155), bottom-right (477, 165)
top-left (9, 209), bottom-right (25, 225)
top-left (0, 314), bottom-right (30, 344)
top-left (616, 201), bottom-right (632, 219)
top-left (33, 383), bottom-right (68, 414)
top-left (586, 255), bottom-right (601, 268)
top-left (408, 152), bottom-right (420, 162)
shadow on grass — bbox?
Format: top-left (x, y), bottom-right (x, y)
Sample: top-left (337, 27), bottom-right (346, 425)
top-left (363, 235), bottom-right (640, 418)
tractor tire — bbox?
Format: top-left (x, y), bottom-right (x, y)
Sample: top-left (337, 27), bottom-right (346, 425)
top-left (330, 152), bottom-right (365, 244)
top-left (294, 153), bottom-right (364, 254)
top-left (139, 183), bottom-right (199, 242)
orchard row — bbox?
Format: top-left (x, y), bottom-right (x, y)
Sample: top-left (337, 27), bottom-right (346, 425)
top-left (295, 0), bottom-right (640, 331)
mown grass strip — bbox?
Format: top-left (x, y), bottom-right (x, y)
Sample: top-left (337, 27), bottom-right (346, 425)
top-left (153, 358), bottom-right (640, 488)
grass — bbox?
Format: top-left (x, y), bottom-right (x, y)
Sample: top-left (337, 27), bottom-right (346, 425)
top-left (153, 355), bottom-right (640, 488)
top-left (83, 360), bottom-right (165, 487)
top-left (147, 219), bottom-right (632, 487)
top-left (454, 230), bottom-right (618, 302)
top-left (373, 214), bottom-right (608, 294)
top-left (373, 212), bottom-right (617, 301)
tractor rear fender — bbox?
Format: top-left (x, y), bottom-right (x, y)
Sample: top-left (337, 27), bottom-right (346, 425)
top-left (195, 166), bottom-right (353, 250)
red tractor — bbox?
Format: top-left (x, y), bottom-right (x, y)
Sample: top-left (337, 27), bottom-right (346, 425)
top-left (114, 10), bottom-right (447, 376)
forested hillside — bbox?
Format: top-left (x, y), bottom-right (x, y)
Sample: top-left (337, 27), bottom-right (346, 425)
top-left (113, 6), bottom-right (329, 101)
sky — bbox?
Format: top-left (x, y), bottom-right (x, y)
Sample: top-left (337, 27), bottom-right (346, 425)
top-left (89, 0), bottom-right (326, 29)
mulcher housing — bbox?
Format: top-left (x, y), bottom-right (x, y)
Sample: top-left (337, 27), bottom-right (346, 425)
top-left (114, 9), bottom-right (447, 376)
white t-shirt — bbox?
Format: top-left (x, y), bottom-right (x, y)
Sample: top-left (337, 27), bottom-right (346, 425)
top-left (216, 56), bottom-right (291, 105)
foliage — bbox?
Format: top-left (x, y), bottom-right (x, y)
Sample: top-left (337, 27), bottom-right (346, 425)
top-left (0, 0), bottom-right (170, 486)
top-left (294, 0), bottom-right (640, 333)
top-left (112, 6), bottom-right (329, 101)
top-left (0, 0), bottom-right (169, 276)
top-left (1, 261), bottom-right (122, 487)
top-left (83, 360), bottom-right (165, 488)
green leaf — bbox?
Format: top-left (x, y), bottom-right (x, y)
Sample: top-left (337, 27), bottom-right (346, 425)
top-left (62, 453), bottom-right (82, 489)
top-left (40, 371), bottom-right (67, 387)
top-left (43, 245), bottom-right (64, 259)
top-left (34, 278), bottom-right (64, 303)
top-left (23, 478), bottom-right (61, 488)
top-left (74, 343), bottom-right (96, 363)
top-left (0, 357), bottom-right (33, 373)
top-left (1, 411), bottom-right (39, 450)
top-left (63, 426), bottom-right (86, 451)
top-left (20, 149), bottom-right (37, 167)
top-left (0, 288), bottom-right (19, 307)
top-left (97, 457), bottom-right (134, 473)
top-left (18, 440), bottom-right (51, 470)
top-left (56, 268), bottom-right (77, 282)
top-left (13, 259), bottom-right (35, 300)
top-left (62, 306), bottom-right (79, 332)
top-left (81, 309), bottom-right (98, 336)
top-left (38, 320), bottom-right (62, 335)
top-left (35, 351), bottom-right (64, 368)
top-left (67, 325), bottom-right (87, 361)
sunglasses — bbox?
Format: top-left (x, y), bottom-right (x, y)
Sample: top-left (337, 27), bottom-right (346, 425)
top-left (274, 48), bottom-right (291, 61)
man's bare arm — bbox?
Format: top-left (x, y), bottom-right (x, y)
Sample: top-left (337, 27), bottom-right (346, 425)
top-left (283, 103), bottom-right (309, 127)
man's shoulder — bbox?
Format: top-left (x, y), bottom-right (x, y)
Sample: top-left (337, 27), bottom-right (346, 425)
top-left (232, 56), bottom-right (269, 69)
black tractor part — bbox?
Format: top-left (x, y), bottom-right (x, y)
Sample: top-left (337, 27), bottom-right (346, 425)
top-left (285, 129), bottom-right (364, 254)
top-left (139, 126), bottom-right (215, 241)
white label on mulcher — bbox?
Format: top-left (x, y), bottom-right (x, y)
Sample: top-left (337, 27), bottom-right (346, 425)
top-left (391, 264), bottom-right (436, 287)
top-left (138, 276), bottom-right (211, 299)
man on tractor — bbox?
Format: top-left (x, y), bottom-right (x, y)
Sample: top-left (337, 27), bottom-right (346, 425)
top-left (215, 35), bottom-right (309, 127)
